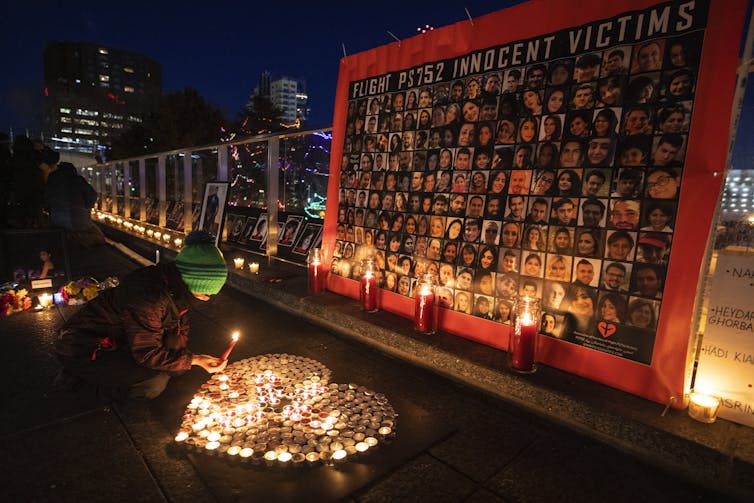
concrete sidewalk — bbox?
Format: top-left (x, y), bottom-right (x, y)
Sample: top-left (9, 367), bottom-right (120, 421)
top-left (0, 233), bottom-right (750, 502)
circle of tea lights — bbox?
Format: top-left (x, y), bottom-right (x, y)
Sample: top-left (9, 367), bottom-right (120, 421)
top-left (174, 353), bottom-right (396, 466)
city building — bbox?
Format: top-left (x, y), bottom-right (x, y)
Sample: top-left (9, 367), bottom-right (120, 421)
top-left (720, 169), bottom-right (754, 219)
top-left (43, 41), bottom-right (162, 154)
top-left (253, 71), bottom-right (310, 124)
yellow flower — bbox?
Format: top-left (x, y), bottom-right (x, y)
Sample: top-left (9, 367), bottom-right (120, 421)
top-left (64, 283), bottom-right (81, 296)
top-left (82, 286), bottom-right (99, 301)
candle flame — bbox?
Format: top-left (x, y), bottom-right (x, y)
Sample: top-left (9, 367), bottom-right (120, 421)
top-left (232, 331), bottom-right (240, 342)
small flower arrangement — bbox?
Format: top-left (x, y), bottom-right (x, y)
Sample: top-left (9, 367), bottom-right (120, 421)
top-left (59, 277), bottom-right (101, 305)
top-left (0, 284), bottom-right (33, 317)
top-left (58, 276), bottom-right (119, 305)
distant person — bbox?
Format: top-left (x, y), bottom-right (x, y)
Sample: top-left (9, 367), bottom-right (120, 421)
top-left (42, 159), bottom-right (105, 246)
top-left (11, 136), bottom-right (48, 227)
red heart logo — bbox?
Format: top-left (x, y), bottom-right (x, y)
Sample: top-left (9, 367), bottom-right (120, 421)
top-left (598, 321), bottom-right (617, 338)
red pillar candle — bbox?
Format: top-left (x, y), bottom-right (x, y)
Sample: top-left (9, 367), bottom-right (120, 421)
top-left (307, 248), bottom-right (326, 294)
top-left (414, 274), bottom-right (437, 334)
top-left (220, 331), bottom-right (240, 361)
top-left (509, 296), bottom-right (539, 373)
top-left (360, 273), bottom-right (378, 312)
top-left (308, 261), bottom-right (325, 293)
top-left (511, 316), bottom-right (536, 371)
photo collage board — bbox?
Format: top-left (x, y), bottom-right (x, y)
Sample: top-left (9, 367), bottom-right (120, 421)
top-left (331, 0), bottom-right (710, 365)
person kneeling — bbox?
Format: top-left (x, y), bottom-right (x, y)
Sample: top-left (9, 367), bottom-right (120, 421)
top-left (55, 231), bottom-right (229, 400)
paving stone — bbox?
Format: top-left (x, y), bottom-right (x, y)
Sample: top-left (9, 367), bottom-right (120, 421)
top-left (0, 409), bottom-right (164, 502)
top-left (355, 454), bottom-right (477, 503)
top-left (484, 431), bottom-right (724, 503)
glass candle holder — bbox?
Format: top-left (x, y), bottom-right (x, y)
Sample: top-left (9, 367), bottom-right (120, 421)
top-left (359, 258), bottom-right (379, 312)
top-left (233, 257), bottom-right (245, 269)
top-left (307, 248), bottom-right (327, 294)
top-left (38, 293), bottom-right (53, 308)
top-left (249, 262), bottom-right (260, 274)
top-left (414, 274), bottom-right (437, 335)
top-left (509, 296), bottom-right (539, 373)
top-left (688, 391), bottom-right (721, 423)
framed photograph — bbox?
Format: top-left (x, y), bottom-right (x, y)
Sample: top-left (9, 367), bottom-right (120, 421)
top-left (279, 215), bottom-right (304, 247)
top-left (238, 217), bottom-right (257, 245)
top-left (1, 229), bottom-right (71, 290)
top-left (198, 182), bottom-right (230, 246)
top-left (224, 213), bottom-right (245, 243)
top-left (292, 223), bottom-right (323, 256)
top-left (250, 214), bottom-right (269, 242)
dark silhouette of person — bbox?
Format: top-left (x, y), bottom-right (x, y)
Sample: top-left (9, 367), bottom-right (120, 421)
top-left (43, 161), bottom-right (104, 246)
top-left (11, 136), bottom-right (50, 227)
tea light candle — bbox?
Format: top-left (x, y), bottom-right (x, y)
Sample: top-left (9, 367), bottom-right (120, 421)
top-left (249, 262), bottom-right (260, 274)
top-left (233, 257), bottom-right (245, 269)
top-left (146, 229), bottom-right (154, 237)
top-left (174, 238), bottom-right (183, 247)
top-left (38, 293), bottom-right (53, 308)
top-left (154, 231), bottom-right (162, 239)
top-left (163, 234), bottom-right (171, 242)
top-left (688, 392), bottom-right (721, 423)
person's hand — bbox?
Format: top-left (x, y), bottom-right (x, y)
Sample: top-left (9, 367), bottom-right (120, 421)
top-left (191, 354), bottom-right (228, 373)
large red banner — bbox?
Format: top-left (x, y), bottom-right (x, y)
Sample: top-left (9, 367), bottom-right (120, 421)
top-left (322, 0), bottom-right (747, 406)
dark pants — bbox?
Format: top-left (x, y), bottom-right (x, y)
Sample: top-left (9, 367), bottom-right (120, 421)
top-left (59, 350), bottom-right (172, 400)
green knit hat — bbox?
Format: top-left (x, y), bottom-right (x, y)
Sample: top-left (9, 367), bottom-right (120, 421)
top-left (175, 231), bottom-right (228, 295)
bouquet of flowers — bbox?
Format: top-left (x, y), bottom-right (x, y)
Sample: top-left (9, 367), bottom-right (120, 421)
top-left (0, 284), bottom-right (33, 317)
top-left (59, 276), bottom-right (119, 305)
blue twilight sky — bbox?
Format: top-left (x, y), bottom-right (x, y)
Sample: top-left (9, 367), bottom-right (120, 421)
top-left (1, 0), bottom-right (752, 168)
top-left (0, 0), bottom-right (523, 131)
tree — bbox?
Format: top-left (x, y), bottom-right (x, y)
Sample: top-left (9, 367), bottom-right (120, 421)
top-left (234, 95), bottom-right (285, 136)
top-left (109, 88), bottom-right (225, 160)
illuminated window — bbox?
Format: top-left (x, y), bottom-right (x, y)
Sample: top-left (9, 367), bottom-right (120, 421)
top-left (99, 75), bottom-right (110, 82)
top-left (123, 67), bottom-right (134, 73)
top-left (124, 86), bottom-right (134, 93)
top-left (59, 108), bottom-right (71, 114)
top-left (75, 109), bottom-right (99, 117)
top-left (74, 128), bottom-right (95, 135)
top-left (61, 127), bottom-right (73, 133)
top-left (98, 48), bottom-right (109, 55)
top-left (60, 117), bottom-right (71, 123)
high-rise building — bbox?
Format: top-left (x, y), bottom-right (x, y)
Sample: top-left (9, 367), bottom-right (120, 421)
top-left (43, 41), bottom-right (162, 153)
top-left (253, 71), bottom-right (309, 124)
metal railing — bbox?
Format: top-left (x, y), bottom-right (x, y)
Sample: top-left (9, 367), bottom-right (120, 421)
top-left (87, 127), bottom-right (332, 260)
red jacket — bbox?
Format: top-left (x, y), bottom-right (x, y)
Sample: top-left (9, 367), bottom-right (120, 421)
top-left (56, 262), bottom-right (193, 372)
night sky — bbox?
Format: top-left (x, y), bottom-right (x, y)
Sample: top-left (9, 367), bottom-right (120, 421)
top-left (0, 0), bottom-right (523, 131)
top-left (1, 0), bottom-right (751, 167)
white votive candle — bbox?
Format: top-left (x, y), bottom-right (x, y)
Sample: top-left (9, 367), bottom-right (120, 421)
top-left (688, 392), bottom-right (721, 423)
